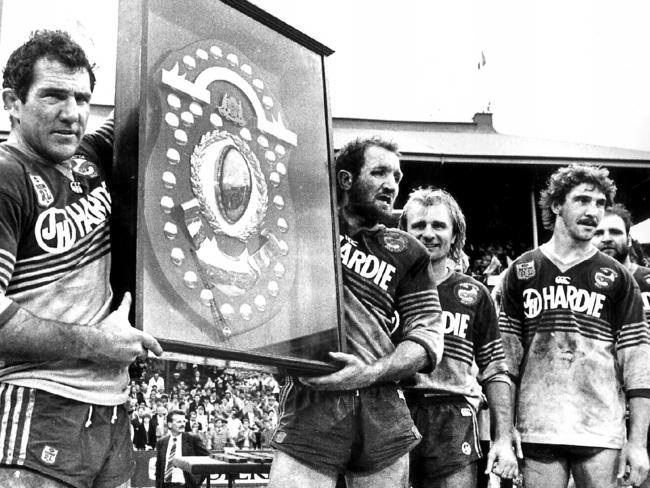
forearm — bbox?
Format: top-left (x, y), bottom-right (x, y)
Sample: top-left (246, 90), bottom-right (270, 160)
top-left (628, 397), bottom-right (650, 447)
top-left (0, 306), bottom-right (100, 362)
top-left (485, 380), bottom-right (514, 442)
top-left (367, 340), bottom-right (430, 384)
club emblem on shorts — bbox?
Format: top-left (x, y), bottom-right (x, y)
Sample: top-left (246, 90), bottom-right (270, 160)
top-left (29, 174), bottom-right (54, 207)
top-left (382, 231), bottom-right (407, 253)
top-left (461, 442), bottom-right (472, 456)
top-left (41, 445), bottom-right (58, 464)
top-left (455, 282), bottom-right (479, 306)
top-left (516, 261), bottom-right (535, 280)
top-left (460, 407), bottom-right (472, 417)
top-left (592, 267), bottom-right (617, 290)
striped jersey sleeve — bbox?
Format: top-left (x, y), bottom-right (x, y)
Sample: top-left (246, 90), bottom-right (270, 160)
top-left (395, 254), bottom-right (443, 369)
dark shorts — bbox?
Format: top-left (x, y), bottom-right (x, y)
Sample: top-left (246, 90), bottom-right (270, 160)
top-left (407, 394), bottom-right (482, 484)
top-left (522, 443), bottom-right (607, 461)
top-left (270, 378), bottom-right (421, 475)
top-left (0, 382), bottom-right (135, 488)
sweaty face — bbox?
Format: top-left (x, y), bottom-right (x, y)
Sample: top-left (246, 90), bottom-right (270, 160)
top-left (592, 213), bottom-right (629, 263)
top-left (348, 146), bottom-right (402, 225)
top-left (9, 58), bottom-right (91, 163)
top-left (405, 202), bottom-right (455, 264)
top-left (554, 183), bottom-right (606, 242)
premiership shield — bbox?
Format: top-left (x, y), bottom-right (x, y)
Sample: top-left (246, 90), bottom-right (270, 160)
top-left (114, 0), bottom-right (342, 374)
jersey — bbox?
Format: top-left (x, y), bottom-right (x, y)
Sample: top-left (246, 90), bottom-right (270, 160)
top-left (632, 265), bottom-right (650, 323)
top-left (339, 218), bottom-right (443, 371)
top-left (0, 119), bottom-right (127, 405)
top-left (499, 244), bottom-right (650, 448)
top-left (406, 271), bottom-right (509, 411)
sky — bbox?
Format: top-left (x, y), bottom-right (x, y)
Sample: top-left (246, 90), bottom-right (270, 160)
top-left (249, 0), bottom-right (650, 152)
top-left (1, 0), bottom-right (649, 151)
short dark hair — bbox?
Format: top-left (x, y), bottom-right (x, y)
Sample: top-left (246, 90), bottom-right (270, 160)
top-left (399, 187), bottom-right (467, 262)
top-left (335, 137), bottom-right (399, 195)
top-left (3, 29), bottom-right (96, 102)
top-left (167, 409), bottom-right (186, 424)
top-left (538, 164), bottom-right (616, 230)
top-left (604, 203), bottom-right (633, 234)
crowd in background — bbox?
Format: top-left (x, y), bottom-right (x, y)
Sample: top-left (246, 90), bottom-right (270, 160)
top-left (127, 359), bottom-right (280, 452)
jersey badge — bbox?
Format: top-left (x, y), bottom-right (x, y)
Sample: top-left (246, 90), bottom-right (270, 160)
top-left (41, 445), bottom-right (58, 464)
top-left (71, 156), bottom-right (99, 178)
top-left (455, 282), bottom-right (479, 306)
top-left (381, 230), bottom-right (407, 253)
top-left (29, 174), bottom-right (54, 207)
top-left (460, 407), bottom-right (472, 417)
top-left (555, 276), bottom-right (571, 285)
top-left (516, 261), bottom-right (535, 280)
top-left (592, 267), bottom-right (617, 290)
top-left (70, 181), bottom-right (83, 194)
top-left (643, 274), bottom-right (650, 287)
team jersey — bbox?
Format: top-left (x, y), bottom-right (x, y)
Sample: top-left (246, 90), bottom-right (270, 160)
top-left (499, 244), bottom-right (650, 448)
top-left (0, 119), bottom-right (127, 406)
top-left (632, 265), bottom-right (650, 323)
top-left (406, 271), bottom-right (509, 411)
top-left (339, 219), bottom-right (443, 371)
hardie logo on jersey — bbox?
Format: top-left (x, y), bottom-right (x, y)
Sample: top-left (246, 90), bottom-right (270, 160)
top-left (381, 230), bottom-right (407, 253)
top-left (592, 267), bottom-right (617, 290)
top-left (555, 276), bottom-right (571, 285)
top-left (522, 286), bottom-right (606, 319)
top-left (442, 311), bottom-right (470, 338)
top-left (29, 174), bottom-right (54, 207)
top-left (516, 261), bottom-right (535, 280)
top-left (340, 234), bottom-right (396, 291)
top-left (41, 445), bottom-right (58, 464)
top-left (34, 182), bottom-right (111, 254)
top-left (455, 282), bottom-right (479, 306)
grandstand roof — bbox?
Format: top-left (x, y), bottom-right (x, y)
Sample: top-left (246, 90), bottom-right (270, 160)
top-left (333, 113), bottom-right (650, 168)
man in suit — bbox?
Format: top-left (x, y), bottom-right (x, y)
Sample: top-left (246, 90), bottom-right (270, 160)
top-left (156, 409), bottom-right (210, 488)
top-left (132, 406), bottom-right (155, 450)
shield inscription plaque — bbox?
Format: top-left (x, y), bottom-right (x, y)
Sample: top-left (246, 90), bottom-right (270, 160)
top-left (114, 0), bottom-right (342, 374)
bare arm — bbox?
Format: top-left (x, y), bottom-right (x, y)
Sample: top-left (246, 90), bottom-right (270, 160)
top-left (0, 292), bottom-right (162, 366)
top-left (483, 380), bottom-right (518, 479)
top-left (299, 340), bottom-right (429, 390)
top-left (617, 397), bottom-right (650, 486)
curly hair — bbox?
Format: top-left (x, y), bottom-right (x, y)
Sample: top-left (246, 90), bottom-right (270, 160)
top-left (604, 203), bottom-right (633, 234)
top-left (2, 29), bottom-right (96, 102)
top-left (336, 136), bottom-right (399, 176)
top-left (398, 187), bottom-right (467, 262)
top-left (538, 164), bottom-right (616, 230)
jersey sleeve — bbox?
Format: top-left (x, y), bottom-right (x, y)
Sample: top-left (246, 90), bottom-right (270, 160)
top-left (474, 283), bottom-right (510, 385)
top-left (78, 115), bottom-right (114, 167)
top-left (498, 263), bottom-right (525, 382)
top-left (394, 253), bottom-right (444, 372)
top-left (0, 173), bottom-right (27, 322)
top-left (614, 271), bottom-right (650, 398)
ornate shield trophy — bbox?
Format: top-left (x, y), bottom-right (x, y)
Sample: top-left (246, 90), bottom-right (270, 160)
top-left (114, 0), bottom-right (342, 374)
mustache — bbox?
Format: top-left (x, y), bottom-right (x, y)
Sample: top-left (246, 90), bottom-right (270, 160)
top-left (578, 217), bottom-right (598, 226)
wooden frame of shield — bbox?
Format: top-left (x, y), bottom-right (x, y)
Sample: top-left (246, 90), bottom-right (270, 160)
top-left (113, 0), bottom-right (344, 375)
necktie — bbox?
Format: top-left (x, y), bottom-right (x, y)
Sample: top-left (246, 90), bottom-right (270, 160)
top-left (164, 437), bottom-right (177, 482)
